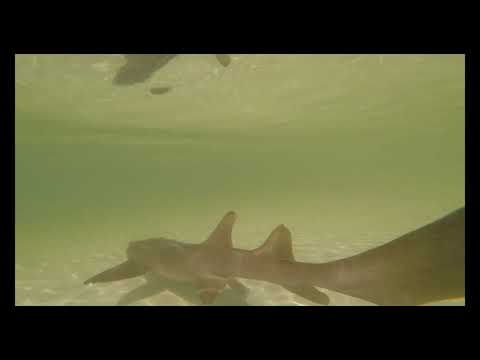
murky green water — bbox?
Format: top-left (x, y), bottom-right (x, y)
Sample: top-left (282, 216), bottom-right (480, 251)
top-left (15, 54), bottom-right (465, 305)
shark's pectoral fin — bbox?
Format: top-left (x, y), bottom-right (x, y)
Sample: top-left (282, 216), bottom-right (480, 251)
top-left (195, 277), bottom-right (227, 305)
top-left (84, 260), bottom-right (149, 285)
top-left (117, 280), bottom-right (166, 306)
top-left (215, 54), bottom-right (232, 67)
top-left (283, 285), bottom-right (330, 305)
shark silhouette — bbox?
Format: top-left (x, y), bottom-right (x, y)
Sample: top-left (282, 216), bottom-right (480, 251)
top-left (113, 54), bottom-right (232, 86)
top-left (84, 212), bottom-right (329, 305)
top-left (84, 207), bottom-right (464, 305)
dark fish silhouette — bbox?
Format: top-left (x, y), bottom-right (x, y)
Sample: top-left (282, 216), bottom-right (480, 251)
top-left (85, 207), bottom-right (464, 305)
top-left (113, 54), bottom-right (232, 86)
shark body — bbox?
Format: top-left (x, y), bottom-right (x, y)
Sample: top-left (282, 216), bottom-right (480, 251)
top-left (85, 211), bottom-right (329, 305)
top-left (85, 207), bottom-right (464, 305)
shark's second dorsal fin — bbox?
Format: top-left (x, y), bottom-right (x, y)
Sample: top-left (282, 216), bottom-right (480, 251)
top-left (253, 225), bottom-right (331, 305)
top-left (203, 211), bottom-right (237, 248)
top-left (252, 225), bottom-right (294, 261)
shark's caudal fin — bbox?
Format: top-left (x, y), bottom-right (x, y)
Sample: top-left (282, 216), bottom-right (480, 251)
top-left (203, 211), bottom-right (237, 248)
top-left (84, 260), bottom-right (148, 285)
top-left (253, 225), bottom-right (330, 305)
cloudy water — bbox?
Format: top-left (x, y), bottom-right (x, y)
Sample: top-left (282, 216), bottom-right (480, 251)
top-left (15, 54), bottom-right (465, 306)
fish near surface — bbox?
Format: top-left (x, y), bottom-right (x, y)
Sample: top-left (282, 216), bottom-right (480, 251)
top-left (112, 54), bottom-right (232, 86)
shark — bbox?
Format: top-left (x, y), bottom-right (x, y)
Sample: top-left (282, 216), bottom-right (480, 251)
top-left (84, 207), bottom-right (465, 306)
top-left (112, 54), bottom-right (232, 86)
top-left (84, 211), bottom-right (330, 305)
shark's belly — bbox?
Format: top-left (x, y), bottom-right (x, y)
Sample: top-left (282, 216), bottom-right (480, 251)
top-left (150, 264), bottom-right (195, 282)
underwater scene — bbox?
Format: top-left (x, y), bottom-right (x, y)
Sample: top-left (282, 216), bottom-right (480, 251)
top-left (15, 54), bottom-right (465, 306)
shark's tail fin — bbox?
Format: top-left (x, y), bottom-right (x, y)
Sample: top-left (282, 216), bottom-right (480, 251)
top-left (253, 225), bottom-right (330, 305)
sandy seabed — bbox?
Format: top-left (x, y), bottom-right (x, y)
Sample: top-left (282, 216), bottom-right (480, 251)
top-left (15, 252), bottom-right (379, 306)
top-left (15, 243), bottom-right (464, 306)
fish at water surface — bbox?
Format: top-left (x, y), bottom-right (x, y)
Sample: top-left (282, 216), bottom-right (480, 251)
top-left (112, 54), bottom-right (232, 86)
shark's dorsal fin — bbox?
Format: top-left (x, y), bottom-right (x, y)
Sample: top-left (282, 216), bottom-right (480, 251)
top-left (203, 211), bottom-right (237, 248)
top-left (253, 225), bottom-right (331, 305)
top-left (253, 224), bottom-right (294, 261)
